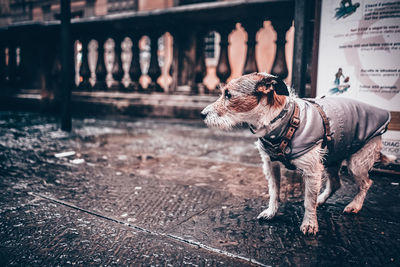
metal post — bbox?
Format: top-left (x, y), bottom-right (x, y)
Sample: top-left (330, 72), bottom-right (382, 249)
top-left (60, 0), bottom-right (72, 131)
top-left (291, 0), bottom-right (307, 97)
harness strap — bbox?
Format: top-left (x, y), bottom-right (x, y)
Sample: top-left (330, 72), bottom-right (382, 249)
top-left (305, 99), bottom-right (333, 149)
top-left (276, 101), bottom-right (300, 159)
top-left (249, 101), bottom-right (290, 135)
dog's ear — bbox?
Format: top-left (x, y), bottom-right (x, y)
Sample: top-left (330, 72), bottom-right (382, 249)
top-left (255, 75), bottom-right (289, 96)
top-left (272, 77), bottom-right (289, 96)
top-left (254, 75), bottom-right (288, 106)
top-left (255, 80), bottom-right (274, 94)
top-left (255, 79), bottom-right (275, 105)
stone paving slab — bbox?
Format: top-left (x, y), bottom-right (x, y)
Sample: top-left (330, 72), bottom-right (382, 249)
top-left (0, 111), bottom-right (399, 266)
top-left (0, 193), bottom-right (257, 266)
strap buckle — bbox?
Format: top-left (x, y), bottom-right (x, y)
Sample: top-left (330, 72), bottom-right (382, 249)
top-left (326, 134), bottom-right (332, 143)
top-left (291, 116), bottom-right (300, 127)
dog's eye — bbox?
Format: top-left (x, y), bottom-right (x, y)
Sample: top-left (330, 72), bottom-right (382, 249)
top-left (224, 90), bottom-right (232, 100)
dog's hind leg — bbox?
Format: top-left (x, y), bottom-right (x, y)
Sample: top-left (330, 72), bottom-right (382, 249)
top-left (256, 141), bottom-right (281, 220)
top-left (344, 136), bottom-right (381, 213)
top-left (317, 165), bottom-right (341, 206)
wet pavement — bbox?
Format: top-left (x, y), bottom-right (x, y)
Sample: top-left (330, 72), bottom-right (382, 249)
top-left (0, 111), bottom-right (399, 266)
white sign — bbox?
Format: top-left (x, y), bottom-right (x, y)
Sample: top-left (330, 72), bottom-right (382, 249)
top-left (317, 0), bottom-right (400, 159)
top-left (317, 0), bottom-right (400, 110)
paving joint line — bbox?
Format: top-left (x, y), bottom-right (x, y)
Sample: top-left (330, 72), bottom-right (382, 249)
top-left (174, 205), bottom-right (210, 227)
top-left (30, 192), bottom-right (270, 267)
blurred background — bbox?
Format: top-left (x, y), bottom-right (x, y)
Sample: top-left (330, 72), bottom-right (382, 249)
top-left (0, 0), bottom-right (313, 117)
top-left (0, 1), bottom-right (399, 265)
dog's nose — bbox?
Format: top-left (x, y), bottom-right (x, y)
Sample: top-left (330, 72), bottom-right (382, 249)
top-left (201, 111), bottom-right (208, 120)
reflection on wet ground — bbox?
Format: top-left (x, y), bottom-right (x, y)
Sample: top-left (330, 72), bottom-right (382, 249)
top-left (0, 111), bottom-right (399, 266)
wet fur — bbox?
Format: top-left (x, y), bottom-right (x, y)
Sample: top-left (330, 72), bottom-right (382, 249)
top-left (201, 72), bottom-right (390, 235)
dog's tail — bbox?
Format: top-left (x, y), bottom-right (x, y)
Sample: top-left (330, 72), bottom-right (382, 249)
top-left (378, 153), bottom-right (397, 165)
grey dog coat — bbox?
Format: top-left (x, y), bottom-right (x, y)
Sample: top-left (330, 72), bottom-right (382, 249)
top-left (259, 97), bottom-right (391, 165)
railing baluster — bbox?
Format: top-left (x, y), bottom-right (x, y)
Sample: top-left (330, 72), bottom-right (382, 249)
top-left (29, 41), bottom-right (43, 89)
top-left (50, 48), bottom-right (61, 94)
top-left (0, 45), bottom-right (5, 87)
top-left (8, 44), bottom-right (17, 88)
top-left (94, 37), bottom-right (107, 90)
top-left (68, 40), bottom-right (76, 91)
top-left (20, 42), bottom-right (38, 89)
top-left (78, 38), bottom-right (91, 90)
top-left (111, 35), bottom-right (124, 91)
top-left (128, 35), bottom-right (142, 91)
top-left (169, 30), bottom-right (198, 94)
top-left (40, 42), bottom-right (52, 95)
top-left (242, 21), bottom-right (261, 74)
top-left (194, 30), bottom-right (207, 94)
top-left (271, 19), bottom-right (291, 80)
top-left (216, 26), bottom-right (232, 85)
top-left (15, 46), bottom-right (24, 88)
top-left (148, 33), bottom-right (162, 92)
top-left (168, 30), bottom-right (178, 93)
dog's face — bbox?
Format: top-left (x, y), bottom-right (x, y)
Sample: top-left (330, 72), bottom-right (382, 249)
top-left (201, 73), bottom-right (289, 130)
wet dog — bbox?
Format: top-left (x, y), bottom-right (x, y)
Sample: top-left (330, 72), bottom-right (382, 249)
top-left (201, 72), bottom-right (393, 235)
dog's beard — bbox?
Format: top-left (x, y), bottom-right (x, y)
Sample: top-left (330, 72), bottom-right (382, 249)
top-left (204, 113), bottom-right (237, 130)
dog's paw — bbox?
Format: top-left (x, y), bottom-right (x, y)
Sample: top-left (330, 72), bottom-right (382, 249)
top-left (300, 220), bottom-right (319, 235)
top-left (343, 202), bottom-right (361, 214)
top-left (257, 208), bottom-right (277, 220)
top-left (317, 194), bottom-right (327, 207)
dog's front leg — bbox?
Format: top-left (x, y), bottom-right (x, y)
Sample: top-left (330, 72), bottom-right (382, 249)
top-left (301, 171), bottom-right (322, 235)
top-left (256, 142), bottom-right (281, 220)
top-left (293, 147), bottom-right (324, 235)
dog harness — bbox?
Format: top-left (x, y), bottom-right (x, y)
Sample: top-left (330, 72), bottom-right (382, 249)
top-left (257, 97), bottom-right (391, 168)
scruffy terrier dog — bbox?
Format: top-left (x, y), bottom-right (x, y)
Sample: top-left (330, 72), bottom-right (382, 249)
top-left (201, 72), bottom-right (392, 235)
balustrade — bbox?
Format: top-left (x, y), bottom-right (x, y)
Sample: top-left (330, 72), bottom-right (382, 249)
top-left (242, 21), bottom-right (261, 74)
top-left (0, 45), bottom-right (5, 87)
top-left (216, 25), bottom-right (233, 85)
top-left (147, 33), bottom-right (162, 92)
top-left (15, 46), bottom-right (23, 88)
top-left (94, 37), bottom-right (107, 90)
top-left (50, 48), bottom-right (62, 94)
top-left (0, 0), bottom-right (295, 97)
top-left (78, 38), bottom-right (91, 90)
top-left (271, 19), bottom-right (292, 80)
top-left (128, 35), bottom-right (142, 91)
top-left (111, 35), bottom-right (124, 91)
top-left (194, 30), bottom-right (207, 94)
top-left (7, 44), bottom-right (16, 88)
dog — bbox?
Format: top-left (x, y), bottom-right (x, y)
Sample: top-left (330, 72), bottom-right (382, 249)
top-left (201, 72), bottom-right (393, 235)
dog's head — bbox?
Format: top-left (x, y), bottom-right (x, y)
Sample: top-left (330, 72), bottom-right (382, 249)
top-left (201, 72), bottom-right (289, 130)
